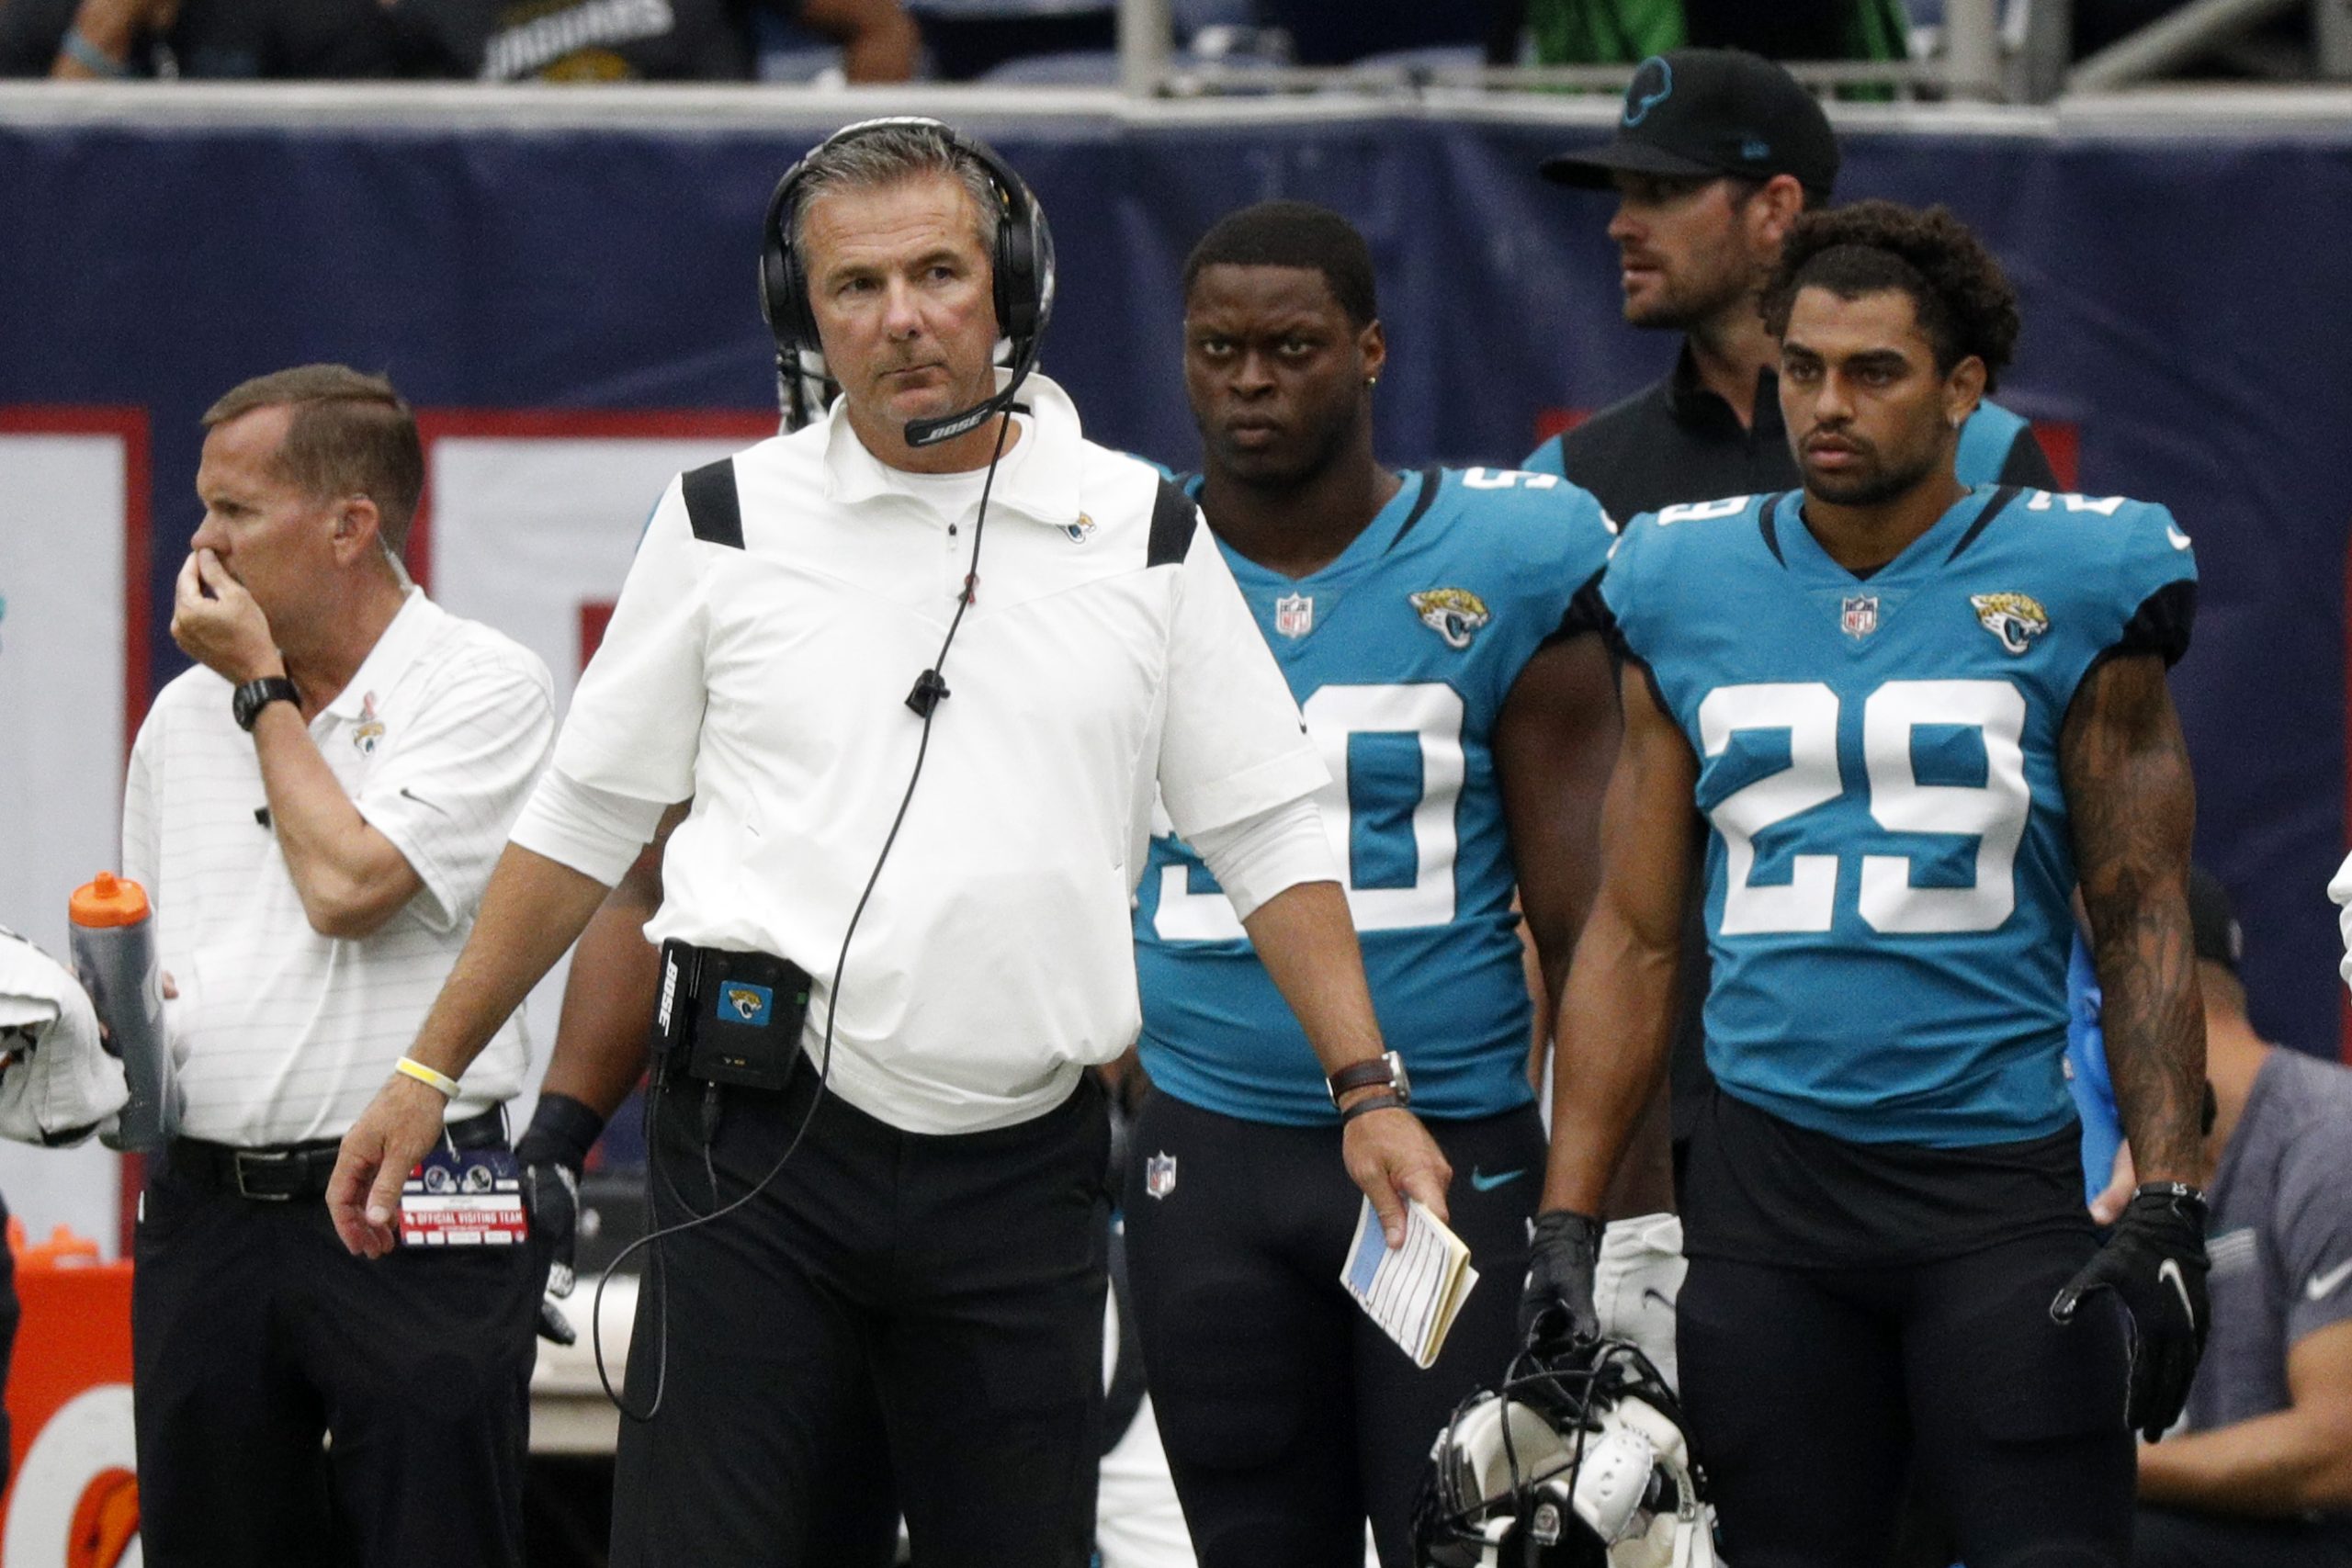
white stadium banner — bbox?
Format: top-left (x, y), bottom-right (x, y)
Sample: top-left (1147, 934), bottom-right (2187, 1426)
top-left (414, 411), bottom-right (777, 1078)
top-left (0, 409), bottom-right (150, 1258)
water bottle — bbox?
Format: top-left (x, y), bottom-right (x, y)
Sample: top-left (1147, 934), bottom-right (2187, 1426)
top-left (69, 872), bottom-right (176, 1151)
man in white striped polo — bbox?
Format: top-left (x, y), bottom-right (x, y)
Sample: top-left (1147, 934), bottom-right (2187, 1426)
top-left (122, 364), bottom-right (554, 1567)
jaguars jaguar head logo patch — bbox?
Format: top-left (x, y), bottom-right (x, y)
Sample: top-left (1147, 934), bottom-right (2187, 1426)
top-left (1971, 592), bottom-right (2050, 656)
top-left (1409, 588), bottom-right (1490, 650)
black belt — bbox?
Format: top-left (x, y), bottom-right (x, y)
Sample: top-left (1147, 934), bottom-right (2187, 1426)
top-left (167, 1107), bottom-right (506, 1201)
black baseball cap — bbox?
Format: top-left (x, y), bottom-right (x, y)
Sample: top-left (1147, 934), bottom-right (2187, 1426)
top-left (2187, 865), bottom-right (2243, 975)
top-left (1540, 49), bottom-right (1840, 200)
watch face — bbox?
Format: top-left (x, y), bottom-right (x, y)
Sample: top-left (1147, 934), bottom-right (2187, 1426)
top-left (234, 678), bottom-right (294, 731)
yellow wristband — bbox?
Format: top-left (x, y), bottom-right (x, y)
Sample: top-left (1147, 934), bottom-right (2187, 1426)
top-left (394, 1056), bottom-right (460, 1099)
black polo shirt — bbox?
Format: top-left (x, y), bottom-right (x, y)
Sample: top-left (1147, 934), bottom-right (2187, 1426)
top-left (1521, 344), bottom-right (2056, 524)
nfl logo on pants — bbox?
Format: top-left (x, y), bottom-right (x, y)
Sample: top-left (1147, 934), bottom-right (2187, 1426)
top-left (1145, 1151), bottom-right (1178, 1200)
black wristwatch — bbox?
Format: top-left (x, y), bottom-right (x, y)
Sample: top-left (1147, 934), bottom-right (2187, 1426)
top-left (1327, 1050), bottom-right (1411, 1109)
top-left (232, 675), bottom-right (300, 732)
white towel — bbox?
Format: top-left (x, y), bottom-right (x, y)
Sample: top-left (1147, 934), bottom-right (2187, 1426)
top-left (0, 926), bottom-right (128, 1145)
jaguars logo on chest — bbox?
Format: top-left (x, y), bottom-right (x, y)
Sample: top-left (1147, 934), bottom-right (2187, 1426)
top-left (1408, 588), bottom-right (1490, 650)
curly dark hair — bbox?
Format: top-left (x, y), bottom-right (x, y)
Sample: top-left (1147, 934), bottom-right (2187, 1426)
top-left (1759, 201), bottom-right (2021, 391)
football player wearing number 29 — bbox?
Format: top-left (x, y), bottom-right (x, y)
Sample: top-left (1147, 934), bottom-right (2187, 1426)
top-left (1525, 201), bottom-right (2212, 1568)
top-left (1122, 202), bottom-right (1623, 1568)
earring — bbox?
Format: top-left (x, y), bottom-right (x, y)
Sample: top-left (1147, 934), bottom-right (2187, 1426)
top-left (1366, 375), bottom-right (1380, 388)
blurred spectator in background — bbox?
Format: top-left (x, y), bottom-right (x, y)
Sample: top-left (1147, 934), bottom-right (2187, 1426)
top-left (1252, 0), bottom-right (1498, 66)
top-left (6, 0), bottom-right (914, 80)
top-left (1505, 0), bottom-right (1907, 66)
top-left (2134, 868), bottom-right (2352, 1568)
top-left (904, 0), bottom-right (1114, 81)
top-left (462, 0), bottom-right (915, 82)
top-left (14, 0), bottom-right (450, 76)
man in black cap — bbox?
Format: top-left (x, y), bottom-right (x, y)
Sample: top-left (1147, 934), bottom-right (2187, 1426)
top-left (1521, 47), bottom-right (2056, 522)
top-left (2133, 868), bottom-right (2352, 1567)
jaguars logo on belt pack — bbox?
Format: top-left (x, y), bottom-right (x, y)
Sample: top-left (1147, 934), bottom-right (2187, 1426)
top-left (1970, 592), bottom-right (2050, 655)
top-left (721, 983), bottom-right (773, 1025)
top-left (1409, 588), bottom-right (1490, 650)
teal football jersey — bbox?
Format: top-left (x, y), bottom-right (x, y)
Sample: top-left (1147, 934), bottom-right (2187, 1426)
top-left (1135, 468), bottom-right (1617, 1123)
top-left (1602, 485), bottom-right (2198, 1146)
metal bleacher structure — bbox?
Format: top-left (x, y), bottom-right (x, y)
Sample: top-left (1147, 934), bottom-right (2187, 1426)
top-left (988, 0), bottom-right (2352, 98)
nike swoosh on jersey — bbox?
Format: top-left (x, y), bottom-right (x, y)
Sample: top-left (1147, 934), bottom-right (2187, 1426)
top-left (1469, 1168), bottom-right (1526, 1192)
top-left (2306, 1259), bottom-right (2352, 1302)
top-left (2166, 524), bottom-right (2193, 551)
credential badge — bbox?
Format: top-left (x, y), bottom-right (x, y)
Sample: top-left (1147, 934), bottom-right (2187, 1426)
top-left (1971, 592), bottom-right (2051, 655)
top-left (1840, 593), bottom-right (1879, 640)
top-left (1408, 588), bottom-right (1491, 650)
top-left (1145, 1150), bottom-right (1178, 1200)
top-left (1274, 593), bottom-right (1315, 639)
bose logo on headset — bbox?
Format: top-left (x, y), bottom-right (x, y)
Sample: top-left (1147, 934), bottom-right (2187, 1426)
top-left (757, 116), bottom-right (1057, 444)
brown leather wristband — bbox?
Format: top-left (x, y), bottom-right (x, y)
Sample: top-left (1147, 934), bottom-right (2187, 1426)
top-left (1339, 1090), bottom-right (1403, 1123)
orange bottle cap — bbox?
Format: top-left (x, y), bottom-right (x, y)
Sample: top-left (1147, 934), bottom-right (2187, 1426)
top-left (70, 872), bottom-right (150, 928)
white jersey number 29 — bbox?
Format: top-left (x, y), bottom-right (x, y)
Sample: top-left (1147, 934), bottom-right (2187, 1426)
top-left (1153, 682), bottom-right (1464, 942)
top-left (1700, 677), bottom-right (2030, 936)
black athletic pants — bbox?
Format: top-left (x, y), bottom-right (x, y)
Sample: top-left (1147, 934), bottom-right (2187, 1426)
top-left (2134, 1506), bottom-right (2352, 1567)
top-left (130, 1158), bottom-right (538, 1566)
top-left (1677, 1234), bottom-right (2136, 1568)
top-left (1123, 1090), bottom-right (1547, 1568)
top-left (610, 1068), bottom-right (1111, 1568)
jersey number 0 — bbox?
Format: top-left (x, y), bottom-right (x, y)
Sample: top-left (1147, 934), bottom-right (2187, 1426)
top-left (1155, 682), bottom-right (1465, 942)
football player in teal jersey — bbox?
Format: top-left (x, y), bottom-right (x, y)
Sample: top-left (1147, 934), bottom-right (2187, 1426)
top-left (1522, 202), bottom-right (2211, 1567)
top-left (1121, 201), bottom-right (1622, 1568)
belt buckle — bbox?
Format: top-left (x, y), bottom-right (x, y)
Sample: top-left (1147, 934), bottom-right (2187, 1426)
top-left (232, 1148), bottom-right (298, 1201)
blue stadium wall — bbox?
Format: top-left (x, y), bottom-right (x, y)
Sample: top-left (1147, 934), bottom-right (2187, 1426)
top-left (2, 90), bottom-right (2344, 1060)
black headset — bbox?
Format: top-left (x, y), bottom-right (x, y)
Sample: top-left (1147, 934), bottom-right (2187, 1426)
top-left (758, 117), bottom-right (1057, 443)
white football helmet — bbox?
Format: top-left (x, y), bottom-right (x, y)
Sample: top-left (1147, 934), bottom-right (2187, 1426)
top-left (1412, 1339), bottom-right (1724, 1568)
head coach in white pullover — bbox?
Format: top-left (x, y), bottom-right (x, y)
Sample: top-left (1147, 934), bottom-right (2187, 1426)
top-left (330, 118), bottom-right (1453, 1567)
top-left (128, 364), bottom-right (555, 1566)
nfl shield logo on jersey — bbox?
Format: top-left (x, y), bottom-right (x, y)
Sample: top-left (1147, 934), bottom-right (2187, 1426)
top-left (1840, 594), bottom-right (1880, 640)
top-left (1145, 1151), bottom-right (1178, 1200)
top-left (1274, 593), bottom-right (1315, 639)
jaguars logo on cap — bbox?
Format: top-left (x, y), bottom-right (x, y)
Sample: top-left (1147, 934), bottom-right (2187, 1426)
top-left (1971, 592), bottom-right (2050, 655)
top-left (1623, 56), bottom-right (1673, 125)
top-left (1410, 588), bottom-right (1491, 650)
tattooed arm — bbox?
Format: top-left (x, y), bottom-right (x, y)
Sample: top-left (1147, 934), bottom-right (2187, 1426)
top-left (2060, 652), bottom-right (2205, 1187)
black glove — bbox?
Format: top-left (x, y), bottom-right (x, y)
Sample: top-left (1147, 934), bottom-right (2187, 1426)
top-left (516, 1091), bottom-right (606, 1347)
top-left (2050, 1181), bottom-right (2210, 1441)
top-left (1520, 1209), bottom-right (1604, 1348)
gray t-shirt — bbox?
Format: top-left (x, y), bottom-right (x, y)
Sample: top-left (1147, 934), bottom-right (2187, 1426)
top-left (2188, 1046), bottom-right (2352, 1432)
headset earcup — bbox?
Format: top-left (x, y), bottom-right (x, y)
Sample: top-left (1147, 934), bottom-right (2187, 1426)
top-left (994, 196), bottom-right (1035, 346)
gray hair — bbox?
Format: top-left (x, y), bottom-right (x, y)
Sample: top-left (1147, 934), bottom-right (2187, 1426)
top-left (789, 121), bottom-right (1002, 260)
